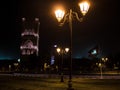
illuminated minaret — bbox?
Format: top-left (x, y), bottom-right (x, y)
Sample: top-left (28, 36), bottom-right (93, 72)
top-left (20, 18), bottom-right (40, 56)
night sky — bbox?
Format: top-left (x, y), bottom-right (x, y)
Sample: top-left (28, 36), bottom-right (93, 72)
top-left (0, 0), bottom-right (119, 59)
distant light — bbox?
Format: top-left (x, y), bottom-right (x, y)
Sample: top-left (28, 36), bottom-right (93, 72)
top-left (35, 18), bottom-right (39, 21)
top-left (54, 45), bottom-right (57, 47)
top-left (22, 17), bottom-right (26, 21)
top-left (51, 56), bottom-right (55, 65)
top-left (65, 48), bottom-right (69, 52)
top-left (18, 59), bottom-right (20, 62)
top-left (102, 57), bottom-right (108, 62)
top-left (99, 63), bottom-right (102, 66)
top-left (91, 49), bottom-right (97, 55)
top-left (57, 48), bottom-right (61, 53)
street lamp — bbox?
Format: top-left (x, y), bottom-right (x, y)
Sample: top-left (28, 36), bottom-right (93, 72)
top-left (102, 57), bottom-right (108, 62)
top-left (97, 57), bottom-right (108, 79)
top-left (57, 47), bottom-right (69, 82)
top-left (98, 62), bottom-right (103, 79)
top-left (55, 1), bottom-right (90, 90)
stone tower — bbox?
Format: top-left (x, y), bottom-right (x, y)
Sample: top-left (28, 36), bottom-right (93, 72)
top-left (20, 18), bottom-right (40, 72)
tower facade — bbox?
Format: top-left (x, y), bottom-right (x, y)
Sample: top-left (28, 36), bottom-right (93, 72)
top-left (20, 18), bottom-right (40, 72)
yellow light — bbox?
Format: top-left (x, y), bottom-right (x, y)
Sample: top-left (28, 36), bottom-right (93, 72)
top-left (99, 63), bottom-right (102, 66)
top-left (65, 48), bottom-right (69, 53)
top-left (102, 57), bottom-right (108, 62)
top-left (55, 9), bottom-right (65, 22)
top-left (106, 58), bottom-right (108, 61)
top-left (57, 48), bottom-right (61, 53)
top-left (102, 58), bottom-right (104, 61)
top-left (79, 1), bottom-right (90, 16)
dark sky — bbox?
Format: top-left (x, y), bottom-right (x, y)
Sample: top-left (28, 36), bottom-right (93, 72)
top-left (0, 0), bottom-right (119, 59)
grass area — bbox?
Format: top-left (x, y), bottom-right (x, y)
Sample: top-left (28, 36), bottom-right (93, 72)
top-left (0, 75), bottom-right (120, 90)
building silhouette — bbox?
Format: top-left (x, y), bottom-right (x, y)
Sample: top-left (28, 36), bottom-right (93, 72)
top-left (20, 18), bottom-right (40, 72)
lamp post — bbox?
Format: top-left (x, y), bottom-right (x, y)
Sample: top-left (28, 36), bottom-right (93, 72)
top-left (98, 63), bottom-right (103, 79)
top-left (55, 1), bottom-right (90, 90)
top-left (100, 57), bottom-right (108, 79)
top-left (57, 47), bottom-right (69, 82)
top-left (97, 57), bottom-right (108, 79)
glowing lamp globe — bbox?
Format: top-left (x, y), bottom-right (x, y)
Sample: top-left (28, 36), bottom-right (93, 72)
top-left (55, 9), bottom-right (65, 22)
top-left (79, 1), bottom-right (90, 16)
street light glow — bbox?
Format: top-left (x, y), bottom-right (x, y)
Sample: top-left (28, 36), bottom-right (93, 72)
top-left (55, 9), bottom-right (65, 22)
top-left (57, 48), bottom-right (61, 53)
top-left (79, 1), bottom-right (90, 16)
top-left (55, 1), bottom-right (90, 89)
top-left (102, 57), bottom-right (108, 62)
top-left (65, 48), bottom-right (69, 53)
top-left (56, 47), bottom-right (69, 82)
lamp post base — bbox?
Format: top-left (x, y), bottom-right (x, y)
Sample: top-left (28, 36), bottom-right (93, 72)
top-left (67, 80), bottom-right (74, 90)
top-left (67, 87), bottom-right (74, 90)
top-left (60, 73), bottom-right (64, 82)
